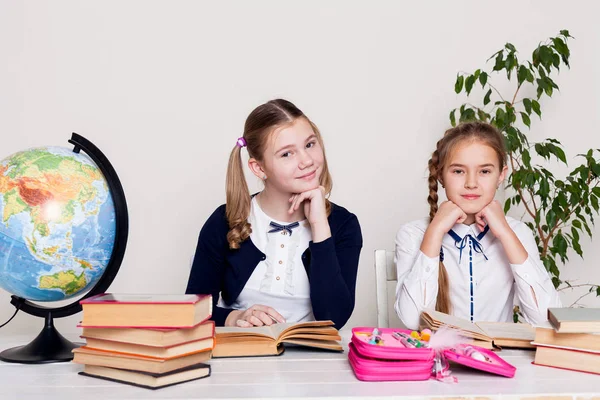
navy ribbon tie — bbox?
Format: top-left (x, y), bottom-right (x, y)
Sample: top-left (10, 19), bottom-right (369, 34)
top-left (268, 221), bottom-right (300, 236)
top-left (448, 225), bottom-right (489, 263)
top-left (439, 225), bottom-right (490, 263)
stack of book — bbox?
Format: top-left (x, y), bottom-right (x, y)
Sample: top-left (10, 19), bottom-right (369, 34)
top-left (72, 293), bottom-right (214, 389)
top-left (533, 307), bottom-right (600, 375)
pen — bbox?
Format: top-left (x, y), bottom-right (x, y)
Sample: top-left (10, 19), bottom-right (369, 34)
top-left (392, 332), bottom-right (415, 348)
top-left (394, 332), bottom-right (425, 348)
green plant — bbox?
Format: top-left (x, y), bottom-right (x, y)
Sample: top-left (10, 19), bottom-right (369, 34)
top-left (450, 30), bottom-right (600, 307)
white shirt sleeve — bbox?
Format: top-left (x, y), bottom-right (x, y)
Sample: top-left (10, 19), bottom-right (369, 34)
top-left (509, 221), bottom-right (562, 324)
top-left (394, 222), bottom-right (440, 330)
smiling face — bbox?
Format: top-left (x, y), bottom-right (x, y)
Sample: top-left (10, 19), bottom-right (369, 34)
top-left (441, 140), bottom-right (507, 216)
top-left (250, 117), bottom-right (324, 195)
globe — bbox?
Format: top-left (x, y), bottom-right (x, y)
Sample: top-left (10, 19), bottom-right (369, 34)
top-left (0, 133), bottom-right (128, 364)
top-left (0, 147), bottom-right (116, 301)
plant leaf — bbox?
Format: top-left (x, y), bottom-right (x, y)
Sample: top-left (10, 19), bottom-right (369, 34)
top-left (455, 75), bottom-right (464, 94)
top-left (522, 149), bottom-right (531, 167)
top-left (465, 75), bottom-right (476, 95)
top-left (479, 72), bottom-right (488, 87)
top-left (523, 98), bottom-right (532, 114)
top-left (532, 100), bottom-right (542, 118)
top-left (550, 144), bottom-right (567, 164)
top-left (483, 89), bottom-right (492, 105)
top-left (560, 30), bottom-right (572, 38)
top-left (494, 53), bottom-right (504, 71)
top-left (521, 112), bottom-right (531, 128)
top-left (518, 65), bottom-right (529, 84)
top-left (504, 198), bottom-right (511, 214)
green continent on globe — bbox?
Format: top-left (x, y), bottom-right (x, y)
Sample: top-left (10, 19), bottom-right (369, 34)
top-left (38, 270), bottom-right (87, 296)
top-left (0, 148), bottom-right (104, 230)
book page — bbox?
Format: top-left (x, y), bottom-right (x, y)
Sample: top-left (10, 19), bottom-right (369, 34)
top-left (216, 320), bottom-right (336, 341)
top-left (476, 321), bottom-right (535, 341)
top-left (215, 325), bottom-right (277, 340)
top-left (421, 309), bottom-right (490, 340)
top-left (270, 320), bottom-right (335, 340)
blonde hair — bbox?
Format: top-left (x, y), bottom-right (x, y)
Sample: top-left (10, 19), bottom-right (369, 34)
top-left (225, 99), bottom-right (333, 249)
top-left (427, 121), bottom-right (507, 313)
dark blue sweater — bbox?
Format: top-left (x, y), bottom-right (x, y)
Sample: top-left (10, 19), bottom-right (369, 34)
top-left (185, 202), bottom-right (362, 329)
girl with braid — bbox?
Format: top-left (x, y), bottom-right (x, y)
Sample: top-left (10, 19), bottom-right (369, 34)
top-left (186, 99), bottom-right (362, 329)
top-left (394, 121), bottom-right (561, 329)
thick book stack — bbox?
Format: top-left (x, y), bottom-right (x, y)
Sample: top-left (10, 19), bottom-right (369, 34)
top-left (533, 307), bottom-right (600, 375)
top-left (72, 293), bottom-right (215, 389)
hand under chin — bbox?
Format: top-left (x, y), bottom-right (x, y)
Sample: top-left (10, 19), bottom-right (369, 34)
top-left (294, 182), bottom-right (320, 193)
top-left (454, 202), bottom-right (485, 216)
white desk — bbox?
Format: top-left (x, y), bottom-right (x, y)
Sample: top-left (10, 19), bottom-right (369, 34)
top-left (1, 332), bottom-right (599, 400)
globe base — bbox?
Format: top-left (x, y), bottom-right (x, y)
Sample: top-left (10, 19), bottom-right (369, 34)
top-left (0, 313), bottom-right (82, 364)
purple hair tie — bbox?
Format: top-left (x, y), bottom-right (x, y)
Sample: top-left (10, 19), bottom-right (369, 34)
top-left (236, 137), bottom-right (247, 148)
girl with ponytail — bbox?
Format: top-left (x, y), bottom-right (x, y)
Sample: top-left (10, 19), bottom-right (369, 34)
top-left (186, 99), bottom-right (362, 329)
top-left (394, 121), bottom-right (561, 329)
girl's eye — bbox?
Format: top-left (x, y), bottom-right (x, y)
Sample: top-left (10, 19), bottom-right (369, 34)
top-left (481, 169), bottom-right (491, 174)
top-left (281, 152), bottom-right (291, 158)
top-left (306, 141), bottom-right (316, 149)
top-left (452, 169), bottom-right (464, 174)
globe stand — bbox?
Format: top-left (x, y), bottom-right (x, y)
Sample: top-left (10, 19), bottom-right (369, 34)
top-left (0, 313), bottom-right (82, 364)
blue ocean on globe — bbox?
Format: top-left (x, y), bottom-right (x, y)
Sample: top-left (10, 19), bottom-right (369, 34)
top-left (0, 146), bottom-right (116, 301)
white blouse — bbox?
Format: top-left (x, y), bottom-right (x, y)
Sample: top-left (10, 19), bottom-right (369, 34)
top-left (217, 197), bottom-right (315, 323)
top-left (394, 216), bottom-right (562, 330)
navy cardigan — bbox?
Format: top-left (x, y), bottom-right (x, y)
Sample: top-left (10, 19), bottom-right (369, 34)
top-left (185, 202), bottom-right (362, 329)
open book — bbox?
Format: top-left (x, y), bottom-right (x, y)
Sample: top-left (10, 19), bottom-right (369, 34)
top-left (213, 320), bottom-right (342, 357)
top-left (420, 309), bottom-right (535, 349)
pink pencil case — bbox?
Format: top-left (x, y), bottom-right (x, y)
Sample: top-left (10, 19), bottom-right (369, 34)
top-left (349, 327), bottom-right (516, 381)
top-left (348, 342), bottom-right (433, 381)
top-left (351, 327), bottom-right (435, 361)
top-left (443, 343), bottom-right (516, 378)
top-left (349, 327), bottom-right (434, 381)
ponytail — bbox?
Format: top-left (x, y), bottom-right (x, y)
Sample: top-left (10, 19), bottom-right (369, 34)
top-left (308, 120), bottom-right (333, 217)
top-left (428, 141), bottom-right (451, 314)
top-left (225, 145), bottom-right (252, 249)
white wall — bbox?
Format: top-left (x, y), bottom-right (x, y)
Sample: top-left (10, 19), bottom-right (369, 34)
top-left (1, 0), bottom-right (599, 336)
